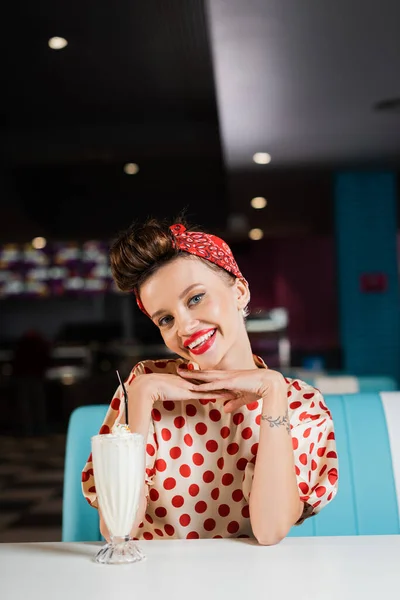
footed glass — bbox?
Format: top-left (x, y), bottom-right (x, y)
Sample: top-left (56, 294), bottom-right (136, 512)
top-left (91, 430), bottom-right (145, 564)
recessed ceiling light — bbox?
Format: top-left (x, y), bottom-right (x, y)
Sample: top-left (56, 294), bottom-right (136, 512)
top-left (251, 197), bottom-right (267, 209)
top-left (249, 228), bottom-right (264, 240)
top-left (32, 237), bottom-right (47, 249)
top-left (124, 163), bottom-right (139, 175)
top-left (253, 152), bottom-right (271, 165)
top-left (48, 37), bottom-right (68, 50)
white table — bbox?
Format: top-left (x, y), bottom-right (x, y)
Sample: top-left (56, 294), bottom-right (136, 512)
top-left (1, 536), bottom-right (399, 600)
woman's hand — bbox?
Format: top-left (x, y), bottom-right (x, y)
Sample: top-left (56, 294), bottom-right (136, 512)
top-left (178, 367), bottom-right (286, 413)
top-left (129, 371), bottom-right (237, 405)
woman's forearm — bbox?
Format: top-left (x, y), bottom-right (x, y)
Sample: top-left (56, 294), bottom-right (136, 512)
top-left (249, 390), bottom-right (303, 545)
top-left (126, 377), bottom-right (154, 436)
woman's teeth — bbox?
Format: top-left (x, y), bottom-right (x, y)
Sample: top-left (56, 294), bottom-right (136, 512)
top-left (188, 329), bottom-right (216, 350)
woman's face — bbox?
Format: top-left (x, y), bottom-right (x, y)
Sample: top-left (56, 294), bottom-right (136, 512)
top-left (140, 256), bottom-right (249, 370)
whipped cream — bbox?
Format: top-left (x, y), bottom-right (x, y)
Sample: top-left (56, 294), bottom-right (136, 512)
top-left (111, 422), bottom-right (131, 436)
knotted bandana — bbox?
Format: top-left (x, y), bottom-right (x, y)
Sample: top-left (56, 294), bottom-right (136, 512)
top-left (134, 224), bottom-right (244, 316)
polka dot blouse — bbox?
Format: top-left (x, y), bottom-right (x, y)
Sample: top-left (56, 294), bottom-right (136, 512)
top-left (81, 356), bottom-right (338, 540)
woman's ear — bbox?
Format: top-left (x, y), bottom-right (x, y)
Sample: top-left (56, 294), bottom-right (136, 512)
top-left (235, 278), bottom-right (250, 310)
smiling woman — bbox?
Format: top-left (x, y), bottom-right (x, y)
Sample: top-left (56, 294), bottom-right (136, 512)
top-left (81, 217), bottom-right (338, 545)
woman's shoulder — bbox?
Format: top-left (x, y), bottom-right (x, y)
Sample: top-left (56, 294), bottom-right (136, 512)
top-left (129, 357), bottom-right (189, 378)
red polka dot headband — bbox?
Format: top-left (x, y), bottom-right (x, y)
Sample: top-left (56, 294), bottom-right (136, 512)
top-left (134, 223), bottom-right (245, 316)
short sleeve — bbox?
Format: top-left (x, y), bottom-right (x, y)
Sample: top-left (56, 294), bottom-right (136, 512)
top-left (81, 361), bottom-right (156, 509)
top-left (287, 378), bottom-right (338, 523)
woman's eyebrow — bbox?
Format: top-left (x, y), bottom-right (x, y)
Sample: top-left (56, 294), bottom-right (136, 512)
top-left (150, 283), bottom-right (202, 320)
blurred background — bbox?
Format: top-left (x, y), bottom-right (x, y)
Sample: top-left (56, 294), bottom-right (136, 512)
top-left (1, 0), bottom-right (400, 541)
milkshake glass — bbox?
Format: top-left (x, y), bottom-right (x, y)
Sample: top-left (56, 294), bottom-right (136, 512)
top-left (91, 425), bottom-right (145, 564)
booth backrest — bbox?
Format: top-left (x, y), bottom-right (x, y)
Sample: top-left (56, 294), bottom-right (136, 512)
top-left (62, 393), bottom-right (400, 541)
top-left (288, 392), bottom-right (400, 536)
top-left (284, 373), bottom-right (397, 394)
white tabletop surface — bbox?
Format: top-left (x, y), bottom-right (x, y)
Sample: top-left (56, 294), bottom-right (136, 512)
top-left (1, 536), bottom-right (399, 600)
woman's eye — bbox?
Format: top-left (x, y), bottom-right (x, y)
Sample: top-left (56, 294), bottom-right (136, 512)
top-left (189, 293), bottom-right (204, 306)
top-left (159, 315), bottom-right (173, 327)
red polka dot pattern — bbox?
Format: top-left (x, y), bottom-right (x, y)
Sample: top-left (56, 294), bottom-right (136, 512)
top-left (204, 518), bottom-right (216, 531)
top-left (111, 397), bottom-right (120, 411)
top-left (218, 504), bottom-right (230, 517)
top-left (227, 521), bottom-right (240, 534)
top-left (195, 423), bottom-right (207, 435)
top-left (163, 401), bottom-right (175, 411)
top-left (209, 409), bottom-right (221, 422)
top-left (186, 404), bottom-right (197, 417)
top-left (232, 489), bottom-right (243, 502)
top-left (211, 488), bottom-right (220, 500)
top-left (170, 447), bottom-right (181, 459)
top-left (222, 473), bottom-right (234, 486)
top-left (174, 416), bottom-right (185, 429)
top-left (187, 531), bottom-right (199, 539)
top-left (152, 408), bottom-right (161, 422)
top-left (149, 488), bottom-right (159, 501)
top-left (241, 505), bottom-right (250, 518)
top-left (161, 428), bottom-right (171, 441)
top-left (192, 453), bottom-right (204, 466)
top-left (165, 524), bottom-right (175, 536)
top-left (203, 470), bottom-right (215, 483)
top-left (195, 501), bottom-right (207, 513)
top-left (189, 484), bottom-right (200, 497)
top-left (180, 464), bottom-right (191, 478)
top-left (206, 440), bottom-right (218, 453)
top-left (233, 413), bottom-right (244, 425)
top-left (242, 427), bottom-right (252, 440)
top-left (146, 444), bottom-right (156, 456)
top-left (82, 358), bottom-right (338, 541)
top-left (180, 514), bottom-right (191, 526)
top-left (164, 477), bottom-right (176, 490)
top-left (156, 459), bottom-right (167, 472)
top-left (236, 458), bottom-right (248, 471)
top-left (220, 426), bottom-right (230, 438)
top-left (172, 495), bottom-right (184, 508)
top-left (227, 443), bottom-right (239, 455)
top-left (246, 402), bottom-right (259, 411)
top-left (184, 434), bottom-right (193, 447)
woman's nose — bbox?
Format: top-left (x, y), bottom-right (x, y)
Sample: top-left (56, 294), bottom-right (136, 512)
top-left (176, 312), bottom-right (200, 337)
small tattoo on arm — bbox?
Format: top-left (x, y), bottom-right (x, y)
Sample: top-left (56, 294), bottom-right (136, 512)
top-left (261, 409), bottom-right (290, 434)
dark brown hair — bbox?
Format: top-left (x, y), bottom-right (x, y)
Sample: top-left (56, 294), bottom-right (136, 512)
top-left (109, 216), bottom-right (236, 293)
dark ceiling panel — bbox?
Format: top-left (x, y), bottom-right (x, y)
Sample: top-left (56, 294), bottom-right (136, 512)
top-left (1, 0), bottom-right (217, 126)
top-left (0, 1), bottom-right (229, 241)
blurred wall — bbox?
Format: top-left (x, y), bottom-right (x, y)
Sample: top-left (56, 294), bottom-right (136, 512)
top-left (236, 234), bottom-right (339, 352)
top-left (335, 172), bottom-right (400, 383)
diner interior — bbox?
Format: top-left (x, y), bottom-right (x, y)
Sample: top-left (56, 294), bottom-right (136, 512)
top-left (1, 2), bottom-right (400, 594)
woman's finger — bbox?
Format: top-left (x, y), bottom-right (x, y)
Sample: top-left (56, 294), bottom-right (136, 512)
top-left (190, 390), bottom-right (237, 400)
top-left (194, 380), bottom-right (237, 392)
top-left (223, 398), bottom-right (245, 413)
top-left (178, 368), bottom-right (230, 381)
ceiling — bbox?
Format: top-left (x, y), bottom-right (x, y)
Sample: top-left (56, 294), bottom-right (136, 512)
top-left (0, 1), bottom-right (227, 241)
top-left (208, 0), bottom-right (400, 168)
top-left (1, 1), bottom-right (399, 243)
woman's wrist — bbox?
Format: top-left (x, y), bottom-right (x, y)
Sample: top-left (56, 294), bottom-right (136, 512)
top-left (127, 377), bottom-right (154, 437)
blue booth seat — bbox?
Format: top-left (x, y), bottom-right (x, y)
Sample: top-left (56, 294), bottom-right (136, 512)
top-left (62, 393), bottom-right (400, 542)
top-left (283, 372), bottom-right (397, 394)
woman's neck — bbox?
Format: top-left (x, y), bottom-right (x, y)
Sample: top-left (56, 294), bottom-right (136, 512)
top-left (215, 331), bottom-right (256, 371)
